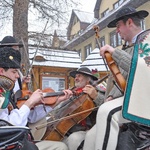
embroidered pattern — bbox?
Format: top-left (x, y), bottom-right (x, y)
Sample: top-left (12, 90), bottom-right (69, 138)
top-left (138, 33), bottom-right (150, 66)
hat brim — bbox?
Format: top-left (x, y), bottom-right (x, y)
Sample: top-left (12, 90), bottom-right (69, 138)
top-left (0, 43), bottom-right (23, 48)
top-left (107, 10), bottom-right (149, 28)
top-left (70, 70), bottom-right (98, 81)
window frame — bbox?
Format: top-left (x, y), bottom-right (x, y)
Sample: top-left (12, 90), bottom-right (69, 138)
top-left (41, 76), bottom-right (65, 92)
top-left (84, 43), bottom-right (92, 59)
top-left (96, 36), bottom-right (105, 48)
top-left (101, 9), bottom-right (109, 18)
top-left (113, 0), bottom-right (125, 9)
top-left (110, 31), bottom-right (122, 48)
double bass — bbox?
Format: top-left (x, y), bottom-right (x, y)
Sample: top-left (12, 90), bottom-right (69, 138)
top-left (42, 90), bottom-right (95, 141)
top-left (31, 87), bottom-right (95, 141)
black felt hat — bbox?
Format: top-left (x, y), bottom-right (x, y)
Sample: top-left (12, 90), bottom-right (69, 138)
top-left (69, 67), bottom-right (98, 81)
top-left (107, 7), bottom-right (149, 28)
top-left (0, 47), bottom-right (21, 68)
top-left (0, 36), bottom-right (23, 48)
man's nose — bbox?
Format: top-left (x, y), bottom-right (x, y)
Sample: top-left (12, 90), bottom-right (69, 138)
top-left (16, 73), bottom-right (20, 78)
top-left (75, 75), bottom-right (79, 79)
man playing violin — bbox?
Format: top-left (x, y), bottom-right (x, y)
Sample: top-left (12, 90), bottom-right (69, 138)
top-left (82, 7), bottom-right (149, 150)
top-left (0, 47), bottom-right (73, 150)
top-left (0, 36), bottom-right (30, 93)
top-left (62, 67), bottom-right (105, 150)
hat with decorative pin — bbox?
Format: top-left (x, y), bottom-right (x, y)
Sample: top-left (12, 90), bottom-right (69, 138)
top-left (0, 47), bottom-right (21, 68)
top-left (0, 36), bottom-right (23, 48)
top-left (69, 67), bottom-right (98, 81)
top-left (107, 7), bottom-right (149, 28)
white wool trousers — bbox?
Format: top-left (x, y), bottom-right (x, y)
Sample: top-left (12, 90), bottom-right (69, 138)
top-left (64, 131), bottom-right (86, 150)
top-left (95, 97), bottom-right (130, 150)
top-left (83, 97), bottom-right (130, 150)
top-left (83, 125), bottom-right (96, 150)
top-left (36, 140), bottom-right (68, 150)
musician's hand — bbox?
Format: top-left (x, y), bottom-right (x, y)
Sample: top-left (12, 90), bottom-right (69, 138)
top-left (82, 85), bottom-right (98, 100)
top-left (22, 75), bottom-right (31, 83)
top-left (100, 44), bottom-right (115, 57)
top-left (57, 89), bottom-right (73, 103)
top-left (25, 89), bottom-right (44, 109)
top-left (104, 96), bottom-right (113, 103)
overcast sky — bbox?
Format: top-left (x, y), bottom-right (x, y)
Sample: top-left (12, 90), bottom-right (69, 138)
top-left (79, 0), bottom-right (96, 12)
top-left (0, 0), bottom-right (97, 39)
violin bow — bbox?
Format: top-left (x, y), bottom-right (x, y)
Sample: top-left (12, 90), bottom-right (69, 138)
top-left (27, 19), bottom-right (49, 77)
top-left (21, 19), bottom-right (49, 89)
top-left (21, 38), bottom-right (39, 89)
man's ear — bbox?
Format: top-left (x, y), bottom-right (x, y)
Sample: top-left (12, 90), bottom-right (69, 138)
top-left (0, 68), bottom-right (5, 75)
top-left (127, 18), bottom-right (133, 26)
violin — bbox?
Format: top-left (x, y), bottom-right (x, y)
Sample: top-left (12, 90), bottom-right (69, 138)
top-left (16, 64), bottom-right (66, 107)
top-left (104, 52), bottom-right (126, 92)
top-left (93, 25), bottom-right (126, 92)
top-left (16, 87), bottom-right (66, 108)
top-left (16, 86), bottom-right (80, 108)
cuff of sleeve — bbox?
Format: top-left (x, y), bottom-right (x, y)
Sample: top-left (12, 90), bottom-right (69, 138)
top-left (93, 92), bottom-right (104, 106)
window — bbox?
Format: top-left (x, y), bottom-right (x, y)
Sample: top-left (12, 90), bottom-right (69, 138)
top-left (140, 20), bottom-right (146, 30)
top-left (118, 33), bottom-right (122, 46)
top-left (113, 2), bottom-right (119, 9)
top-left (110, 31), bottom-right (122, 48)
top-left (84, 44), bottom-right (92, 58)
top-left (42, 77), bottom-right (65, 91)
top-left (78, 29), bottom-right (83, 35)
top-left (119, 0), bottom-right (124, 5)
top-left (113, 0), bottom-right (124, 9)
top-left (100, 36), bottom-right (105, 47)
top-left (101, 9), bottom-right (109, 18)
top-left (96, 36), bottom-right (105, 48)
top-left (78, 49), bottom-right (81, 58)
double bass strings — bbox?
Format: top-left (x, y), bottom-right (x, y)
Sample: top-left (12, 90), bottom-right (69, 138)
top-left (35, 106), bottom-right (99, 130)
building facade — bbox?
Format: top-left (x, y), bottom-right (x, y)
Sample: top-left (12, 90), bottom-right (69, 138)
top-left (63, 0), bottom-right (150, 65)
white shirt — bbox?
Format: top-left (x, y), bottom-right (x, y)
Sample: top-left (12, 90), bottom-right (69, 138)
top-left (132, 30), bottom-right (144, 44)
top-left (13, 80), bottom-right (20, 93)
top-left (0, 104), bottom-right (52, 126)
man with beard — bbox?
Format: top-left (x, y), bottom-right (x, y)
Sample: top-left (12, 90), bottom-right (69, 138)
top-left (63, 67), bottom-right (105, 150)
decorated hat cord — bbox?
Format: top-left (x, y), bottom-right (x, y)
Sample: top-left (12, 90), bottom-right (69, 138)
top-left (92, 69), bottom-right (100, 79)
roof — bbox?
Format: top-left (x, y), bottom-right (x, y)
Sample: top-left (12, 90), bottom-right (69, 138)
top-left (29, 47), bottom-right (82, 68)
top-left (67, 9), bottom-right (94, 40)
top-left (94, 0), bottom-right (102, 18)
top-left (80, 48), bottom-right (108, 71)
top-left (73, 9), bottom-right (94, 23)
